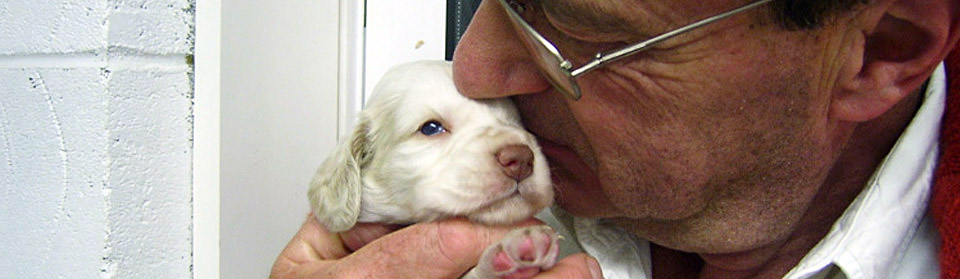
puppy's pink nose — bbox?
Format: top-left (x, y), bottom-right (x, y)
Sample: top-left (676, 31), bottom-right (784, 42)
top-left (497, 144), bottom-right (534, 181)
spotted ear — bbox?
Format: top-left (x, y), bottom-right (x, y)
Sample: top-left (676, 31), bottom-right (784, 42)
top-left (308, 119), bottom-right (371, 232)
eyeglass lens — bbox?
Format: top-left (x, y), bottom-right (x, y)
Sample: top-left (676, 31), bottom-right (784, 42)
top-left (499, 0), bottom-right (583, 99)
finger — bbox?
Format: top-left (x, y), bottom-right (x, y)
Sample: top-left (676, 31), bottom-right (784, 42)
top-left (271, 213), bottom-right (350, 277)
top-left (270, 260), bottom-right (339, 279)
top-left (340, 218), bottom-right (544, 279)
top-left (534, 253), bottom-right (603, 279)
top-left (340, 222), bottom-right (405, 252)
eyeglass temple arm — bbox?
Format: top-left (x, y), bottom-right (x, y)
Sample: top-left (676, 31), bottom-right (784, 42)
top-left (570, 0), bottom-right (775, 77)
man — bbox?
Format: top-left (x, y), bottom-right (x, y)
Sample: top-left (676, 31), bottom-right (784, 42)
top-left (272, 0), bottom-right (959, 278)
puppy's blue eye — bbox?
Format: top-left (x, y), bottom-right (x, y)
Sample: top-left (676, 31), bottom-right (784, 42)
top-left (419, 120), bottom-right (446, 136)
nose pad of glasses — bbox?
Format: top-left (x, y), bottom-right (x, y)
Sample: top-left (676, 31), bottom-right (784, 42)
top-left (539, 59), bottom-right (582, 100)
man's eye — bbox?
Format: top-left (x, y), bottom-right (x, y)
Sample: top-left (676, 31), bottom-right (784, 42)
top-left (419, 120), bottom-right (446, 136)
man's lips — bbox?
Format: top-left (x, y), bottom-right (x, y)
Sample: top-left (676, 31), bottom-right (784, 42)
top-left (534, 135), bottom-right (612, 217)
top-left (535, 136), bottom-right (592, 176)
top-left (537, 137), bottom-right (570, 161)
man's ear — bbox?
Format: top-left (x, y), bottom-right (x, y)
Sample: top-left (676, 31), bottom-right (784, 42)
top-left (831, 0), bottom-right (960, 122)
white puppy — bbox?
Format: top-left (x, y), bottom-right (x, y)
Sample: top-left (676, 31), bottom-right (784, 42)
top-left (308, 60), bottom-right (558, 279)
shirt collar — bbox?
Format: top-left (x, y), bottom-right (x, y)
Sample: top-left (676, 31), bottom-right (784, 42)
top-left (785, 63), bottom-right (947, 279)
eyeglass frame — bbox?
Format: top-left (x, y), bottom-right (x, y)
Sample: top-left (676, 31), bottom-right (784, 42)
top-left (496, 0), bottom-right (776, 100)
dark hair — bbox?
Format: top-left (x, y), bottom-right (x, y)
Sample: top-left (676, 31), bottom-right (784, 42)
top-left (771, 0), bottom-right (870, 29)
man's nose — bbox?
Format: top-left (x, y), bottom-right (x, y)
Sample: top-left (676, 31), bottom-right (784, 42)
top-left (451, 0), bottom-right (551, 100)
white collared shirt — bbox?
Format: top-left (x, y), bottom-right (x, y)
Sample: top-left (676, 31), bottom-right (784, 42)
top-left (538, 63), bottom-right (947, 279)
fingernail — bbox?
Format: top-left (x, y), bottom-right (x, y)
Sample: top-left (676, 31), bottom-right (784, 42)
top-left (587, 256), bottom-right (603, 279)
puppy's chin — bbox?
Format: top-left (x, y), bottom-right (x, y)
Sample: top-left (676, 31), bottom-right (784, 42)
top-left (467, 192), bottom-right (553, 225)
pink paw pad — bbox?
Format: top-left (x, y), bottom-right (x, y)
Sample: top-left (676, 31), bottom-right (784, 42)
top-left (487, 226), bottom-right (559, 279)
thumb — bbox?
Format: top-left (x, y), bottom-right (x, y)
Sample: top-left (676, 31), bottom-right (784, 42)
top-left (341, 218), bottom-right (543, 279)
top-left (340, 222), bottom-right (405, 251)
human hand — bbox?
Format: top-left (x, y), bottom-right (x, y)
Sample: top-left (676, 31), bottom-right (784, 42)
top-left (270, 213), bottom-right (603, 279)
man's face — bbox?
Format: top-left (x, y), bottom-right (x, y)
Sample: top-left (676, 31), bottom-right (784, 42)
top-left (452, 0), bottom-right (852, 253)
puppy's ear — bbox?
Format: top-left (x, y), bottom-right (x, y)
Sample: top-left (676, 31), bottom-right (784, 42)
top-left (308, 119), bottom-right (371, 232)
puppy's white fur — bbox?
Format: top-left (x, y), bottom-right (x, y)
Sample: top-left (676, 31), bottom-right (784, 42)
top-left (309, 60), bottom-right (553, 232)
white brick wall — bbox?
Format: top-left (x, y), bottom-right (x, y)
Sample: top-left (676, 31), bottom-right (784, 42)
top-left (0, 0), bottom-right (106, 55)
top-left (0, 1), bottom-right (194, 278)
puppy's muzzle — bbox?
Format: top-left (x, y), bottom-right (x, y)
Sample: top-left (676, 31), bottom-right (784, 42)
top-left (496, 144), bottom-right (534, 181)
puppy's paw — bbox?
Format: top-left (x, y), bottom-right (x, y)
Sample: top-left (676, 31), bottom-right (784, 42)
top-left (464, 226), bottom-right (560, 279)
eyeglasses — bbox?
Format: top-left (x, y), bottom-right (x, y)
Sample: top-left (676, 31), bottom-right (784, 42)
top-left (497, 0), bottom-right (775, 100)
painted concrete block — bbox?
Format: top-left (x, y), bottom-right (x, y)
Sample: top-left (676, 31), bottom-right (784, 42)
top-left (0, 68), bottom-right (109, 278)
top-left (104, 68), bottom-right (192, 278)
top-left (108, 9), bottom-right (193, 54)
top-left (111, 0), bottom-right (193, 11)
top-left (0, 0), bottom-right (107, 55)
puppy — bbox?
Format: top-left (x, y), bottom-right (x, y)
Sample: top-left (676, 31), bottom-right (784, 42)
top-left (308, 60), bottom-right (558, 279)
